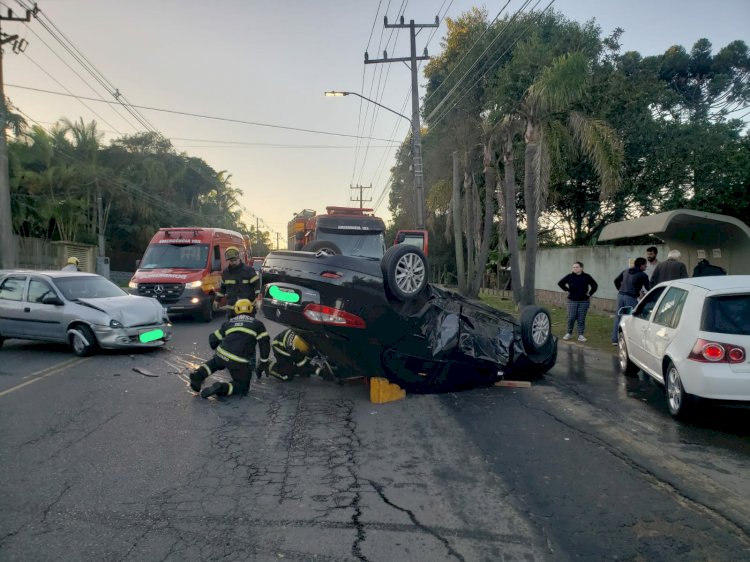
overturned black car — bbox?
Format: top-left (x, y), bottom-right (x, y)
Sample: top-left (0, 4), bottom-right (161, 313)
top-left (261, 244), bottom-right (557, 392)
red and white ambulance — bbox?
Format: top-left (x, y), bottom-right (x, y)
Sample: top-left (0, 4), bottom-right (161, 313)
top-left (127, 228), bottom-right (250, 322)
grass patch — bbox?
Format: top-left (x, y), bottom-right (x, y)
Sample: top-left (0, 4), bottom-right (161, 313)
top-left (479, 295), bottom-right (617, 356)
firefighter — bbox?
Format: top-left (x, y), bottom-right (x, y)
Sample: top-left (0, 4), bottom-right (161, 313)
top-left (189, 298), bottom-right (271, 398)
top-left (215, 246), bottom-right (259, 318)
top-left (62, 257), bottom-right (80, 271)
top-left (269, 328), bottom-right (320, 382)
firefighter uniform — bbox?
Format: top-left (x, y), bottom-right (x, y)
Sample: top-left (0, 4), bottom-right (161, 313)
top-left (215, 247), bottom-right (259, 316)
top-left (189, 299), bottom-right (271, 398)
top-left (270, 328), bottom-right (318, 382)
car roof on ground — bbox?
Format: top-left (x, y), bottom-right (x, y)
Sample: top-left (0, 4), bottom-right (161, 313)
top-left (663, 275), bottom-right (750, 291)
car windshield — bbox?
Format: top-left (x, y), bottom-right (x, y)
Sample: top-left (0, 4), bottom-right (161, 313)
top-left (315, 229), bottom-right (385, 259)
top-left (55, 276), bottom-right (127, 300)
top-left (701, 294), bottom-right (750, 335)
top-left (140, 243), bottom-right (209, 269)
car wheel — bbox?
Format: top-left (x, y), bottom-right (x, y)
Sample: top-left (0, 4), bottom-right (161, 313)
top-left (380, 244), bottom-right (429, 302)
top-left (618, 332), bottom-right (639, 376)
top-left (519, 306), bottom-right (554, 360)
top-left (665, 361), bottom-right (693, 418)
top-left (302, 240), bottom-right (342, 256)
top-left (197, 297), bottom-right (213, 322)
top-left (69, 325), bottom-right (98, 357)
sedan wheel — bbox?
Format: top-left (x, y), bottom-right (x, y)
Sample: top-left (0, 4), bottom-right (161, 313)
top-left (519, 306), bottom-right (554, 361)
top-left (381, 245), bottom-right (428, 302)
top-left (618, 333), bottom-right (639, 376)
top-left (70, 325), bottom-right (98, 357)
top-left (665, 361), bottom-right (692, 418)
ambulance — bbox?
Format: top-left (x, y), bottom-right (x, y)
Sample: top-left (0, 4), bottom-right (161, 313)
top-left (128, 228), bottom-right (250, 322)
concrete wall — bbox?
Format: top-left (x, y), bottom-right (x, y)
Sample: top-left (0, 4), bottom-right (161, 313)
top-left (517, 244), bottom-right (668, 312)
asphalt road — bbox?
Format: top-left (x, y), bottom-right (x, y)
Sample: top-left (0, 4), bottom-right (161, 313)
top-left (0, 314), bottom-right (748, 561)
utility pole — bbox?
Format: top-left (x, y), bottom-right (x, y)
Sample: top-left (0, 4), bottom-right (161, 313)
top-left (0, 7), bottom-right (32, 269)
top-left (276, 232), bottom-right (280, 250)
top-left (365, 15), bottom-right (438, 230)
top-left (350, 184), bottom-right (372, 209)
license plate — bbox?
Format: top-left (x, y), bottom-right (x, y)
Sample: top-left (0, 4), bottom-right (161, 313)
top-left (139, 329), bottom-right (165, 343)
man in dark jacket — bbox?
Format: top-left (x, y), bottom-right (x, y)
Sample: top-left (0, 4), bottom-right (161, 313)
top-left (269, 328), bottom-right (320, 382)
top-left (189, 298), bottom-right (271, 398)
top-left (558, 261), bottom-right (598, 342)
top-left (612, 257), bottom-right (650, 345)
top-left (692, 258), bottom-right (727, 277)
top-left (215, 246), bottom-right (260, 319)
top-left (650, 249), bottom-right (688, 286)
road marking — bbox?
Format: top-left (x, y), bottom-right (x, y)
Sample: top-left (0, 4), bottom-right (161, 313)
top-left (0, 357), bottom-right (89, 398)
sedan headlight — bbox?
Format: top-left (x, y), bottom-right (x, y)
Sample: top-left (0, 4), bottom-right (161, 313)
top-left (185, 280), bottom-right (202, 289)
top-left (128, 280), bottom-right (137, 289)
top-left (109, 319), bottom-right (124, 328)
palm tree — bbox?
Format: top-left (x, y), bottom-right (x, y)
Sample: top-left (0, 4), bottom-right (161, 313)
top-left (517, 52), bottom-right (624, 305)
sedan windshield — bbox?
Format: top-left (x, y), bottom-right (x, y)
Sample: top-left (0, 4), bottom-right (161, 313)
top-left (315, 229), bottom-right (385, 259)
top-left (55, 276), bottom-right (127, 300)
top-left (140, 243), bottom-right (209, 269)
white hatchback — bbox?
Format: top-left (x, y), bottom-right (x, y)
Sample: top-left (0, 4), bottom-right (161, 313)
top-left (617, 275), bottom-right (750, 418)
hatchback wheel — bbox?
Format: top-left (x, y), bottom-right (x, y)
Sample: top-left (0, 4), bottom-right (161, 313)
top-left (665, 361), bottom-right (693, 418)
top-left (70, 325), bottom-right (98, 357)
top-left (618, 333), bottom-right (639, 376)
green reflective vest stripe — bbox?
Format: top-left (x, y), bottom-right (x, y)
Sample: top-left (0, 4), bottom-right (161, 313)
top-left (224, 279), bottom-right (237, 284)
top-left (226, 327), bottom-right (258, 337)
top-left (213, 330), bottom-right (223, 340)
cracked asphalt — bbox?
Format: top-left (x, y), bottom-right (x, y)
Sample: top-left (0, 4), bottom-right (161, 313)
top-left (0, 316), bottom-right (748, 561)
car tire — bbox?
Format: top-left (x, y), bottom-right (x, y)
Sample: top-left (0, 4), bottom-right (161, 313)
top-left (380, 244), bottom-right (429, 302)
top-left (69, 325), bottom-right (98, 357)
top-left (665, 361), bottom-right (693, 418)
top-left (302, 240), bottom-right (342, 256)
top-left (618, 332), bottom-right (639, 376)
top-left (519, 306), bottom-right (554, 361)
top-left (197, 296), bottom-right (214, 323)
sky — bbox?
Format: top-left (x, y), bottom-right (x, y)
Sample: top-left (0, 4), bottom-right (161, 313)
top-left (3, 0), bottom-right (749, 247)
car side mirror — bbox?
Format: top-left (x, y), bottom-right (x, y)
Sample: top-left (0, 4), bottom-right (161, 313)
top-left (42, 295), bottom-right (64, 306)
top-left (617, 306), bottom-right (633, 316)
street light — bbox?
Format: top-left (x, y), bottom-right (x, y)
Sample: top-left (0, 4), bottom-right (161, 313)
top-left (324, 90), bottom-right (425, 229)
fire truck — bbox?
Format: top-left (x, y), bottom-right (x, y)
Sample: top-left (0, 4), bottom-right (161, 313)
top-left (287, 207), bottom-right (387, 259)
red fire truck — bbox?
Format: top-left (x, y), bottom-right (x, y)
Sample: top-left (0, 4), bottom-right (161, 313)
top-left (287, 207), bottom-right (387, 258)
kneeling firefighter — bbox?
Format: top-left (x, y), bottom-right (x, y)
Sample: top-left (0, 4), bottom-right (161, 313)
top-left (189, 299), bottom-right (271, 398)
top-left (270, 328), bottom-right (319, 382)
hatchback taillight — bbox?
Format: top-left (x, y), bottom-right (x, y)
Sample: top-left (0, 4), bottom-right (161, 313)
top-left (688, 339), bottom-right (746, 363)
top-left (303, 303), bottom-right (366, 329)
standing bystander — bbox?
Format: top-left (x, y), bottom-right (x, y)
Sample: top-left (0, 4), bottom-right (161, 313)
top-left (650, 249), bottom-right (688, 286)
top-left (612, 257), bottom-right (650, 345)
top-left (558, 261), bottom-right (598, 342)
top-left (645, 246), bottom-right (658, 281)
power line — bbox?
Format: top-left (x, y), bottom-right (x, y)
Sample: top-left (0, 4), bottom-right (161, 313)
top-left (6, 83), bottom-right (403, 143)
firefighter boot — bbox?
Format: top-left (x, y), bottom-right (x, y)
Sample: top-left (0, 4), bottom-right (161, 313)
top-left (189, 368), bottom-right (207, 392)
top-left (200, 382), bottom-right (231, 399)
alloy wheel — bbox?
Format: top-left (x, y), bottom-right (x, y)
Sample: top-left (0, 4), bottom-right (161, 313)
top-left (394, 253), bottom-right (426, 296)
top-left (531, 312), bottom-right (550, 345)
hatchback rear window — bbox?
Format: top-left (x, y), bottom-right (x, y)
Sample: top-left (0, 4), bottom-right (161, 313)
top-left (701, 294), bottom-right (750, 335)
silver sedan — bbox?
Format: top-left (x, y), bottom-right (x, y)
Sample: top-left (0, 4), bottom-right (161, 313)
top-left (0, 271), bottom-right (172, 356)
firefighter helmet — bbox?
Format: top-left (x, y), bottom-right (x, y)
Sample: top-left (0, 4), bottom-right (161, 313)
top-left (233, 298), bottom-right (254, 315)
top-left (225, 246), bottom-right (240, 259)
top-left (67, 256), bottom-right (79, 266)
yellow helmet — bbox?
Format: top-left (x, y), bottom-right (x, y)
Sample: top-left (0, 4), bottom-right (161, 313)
top-left (233, 298), bottom-right (254, 315)
top-left (225, 246), bottom-right (240, 259)
top-left (67, 256), bottom-right (79, 265)
top-left (292, 335), bottom-right (310, 354)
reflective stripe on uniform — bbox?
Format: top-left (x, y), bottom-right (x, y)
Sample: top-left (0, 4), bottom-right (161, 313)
top-left (226, 326), bottom-right (258, 337)
top-left (216, 346), bottom-right (249, 364)
top-left (213, 330), bottom-right (223, 340)
top-left (200, 364), bottom-right (212, 376)
top-left (215, 292), bottom-right (224, 297)
top-left (259, 357), bottom-right (270, 363)
top-left (241, 279), bottom-right (250, 284)
top-left (224, 279), bottom-right (237, 284)
top-left (296, 357), bottom-right (309, 367)
top-left (257, 331), bottom-right (269, 340)
top-left (226, 382), bottom-right (234, 396)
